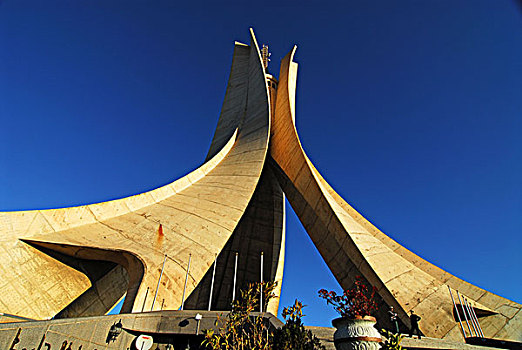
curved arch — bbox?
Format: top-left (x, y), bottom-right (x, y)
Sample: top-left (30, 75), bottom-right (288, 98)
top-left (269, 47), bottom-right (521, 341)
top-left (0, 29), bottom-right (272, 319)
top-left (21, 240), bottom-right (145, 315)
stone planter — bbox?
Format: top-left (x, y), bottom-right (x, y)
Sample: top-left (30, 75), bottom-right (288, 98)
top-left (332, 316), bottom-right (382, 350)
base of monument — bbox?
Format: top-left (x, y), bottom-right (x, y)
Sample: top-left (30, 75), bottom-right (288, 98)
top-left (306, 326), bottom-right (513, 350)
top-left (465, 336), bottom-right (522, 350)
top-left (0, 310), bottom-right (282, 350)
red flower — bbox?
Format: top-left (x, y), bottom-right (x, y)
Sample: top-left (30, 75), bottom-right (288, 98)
top-left (317, 276), bottom-right (378, 318)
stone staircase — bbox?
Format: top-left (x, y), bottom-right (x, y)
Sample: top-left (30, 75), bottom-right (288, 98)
top-left (306, 326), bottom-right (500, 350)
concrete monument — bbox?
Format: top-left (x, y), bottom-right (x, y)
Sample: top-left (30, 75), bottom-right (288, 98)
top-left (0, 29), bottom-right (520, 344)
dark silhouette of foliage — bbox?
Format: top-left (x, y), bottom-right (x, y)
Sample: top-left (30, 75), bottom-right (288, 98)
top-left (318, 276), bottom-right (378, 318)
top-left (203, 281), bottom-right (276, 350)
top-left (273, 299), bottom-right (325, 350)
top-left (203, 283), bottom-right (324, 350)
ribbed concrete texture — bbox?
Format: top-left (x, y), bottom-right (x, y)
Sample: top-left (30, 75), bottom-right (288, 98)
top-left (0, 29), bottom-right (519, 343)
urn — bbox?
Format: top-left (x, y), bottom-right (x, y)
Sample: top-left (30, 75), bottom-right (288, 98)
top-left (332, 316), bottom-right (382, 350)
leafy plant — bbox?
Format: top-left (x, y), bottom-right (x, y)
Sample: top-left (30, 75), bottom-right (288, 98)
top-left (318, 276), bottom-right (378, 318)
top-left (203, 282), bottom-right (324, 350)
top-left (202, 281), bottom-right (276, 350)
top-left (273, 300), bottom-right (325, 350)
top-left (380, 329), bottom-right (404, 350)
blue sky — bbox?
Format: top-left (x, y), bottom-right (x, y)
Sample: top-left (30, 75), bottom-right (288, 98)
top-left (1, 1), bottom-right (521, 326)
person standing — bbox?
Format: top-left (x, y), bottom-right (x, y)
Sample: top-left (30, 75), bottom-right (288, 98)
top-left (388, 306), bottom-right (399, 333)
top-left (409, 310), bottom-right (422, 339)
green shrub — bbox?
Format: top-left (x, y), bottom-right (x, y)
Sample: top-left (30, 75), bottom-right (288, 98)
top-left (380, 329), bottom-right (404, 350)
top-left (203, 281), bottom-right (276, 350)
top-left (273, 299), bottom-right (325, 350)
top-left (203, 282), bottom-right (324, 350)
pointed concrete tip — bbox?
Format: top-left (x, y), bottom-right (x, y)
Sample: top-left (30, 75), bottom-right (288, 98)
top-left (249, 27), bottom-right (258, 45)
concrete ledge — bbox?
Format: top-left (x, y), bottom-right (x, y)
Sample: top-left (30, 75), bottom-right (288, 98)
top-left (0, 310), bottom-right (282, 349)
top-left (306, 326), bottom-right (500, 350)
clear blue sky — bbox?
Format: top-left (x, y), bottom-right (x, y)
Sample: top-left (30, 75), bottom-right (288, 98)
top-left (1, 1), bottom-right (521, 326)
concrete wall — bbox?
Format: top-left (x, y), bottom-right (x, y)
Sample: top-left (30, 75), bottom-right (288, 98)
top-left (0, 311), bottom-right (282, 350)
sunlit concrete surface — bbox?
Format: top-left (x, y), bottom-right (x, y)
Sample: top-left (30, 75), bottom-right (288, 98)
top-left (269, 46), bottom-right (521, 341)
top-left (0, 29), bottom-right (519, 343)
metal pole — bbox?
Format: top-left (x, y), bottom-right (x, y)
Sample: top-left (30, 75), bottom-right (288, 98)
top-left (457, 291), bottom-right (473, 337)
top-left (260, 251), bottom-right (264, 313)
top-left (151, 254), bottom-right (167, 311)
top-left (464, 298), bottom-right (479, 337)
top-left (141, 287), bottom-right (149, 312)
top-left (232, 252), bottom-right (238, 303)
top-left (461, 296), bottom-right (477, 337)
top-left (208, 254), bottom-right (217, 311)
top-left (448, 286), bottom-right (466, 338)
top-left (466, 298), bottom-right (484, 337)
top-left (470, 301), bottom-right (485, 337)
top-left (462, 296), bottom-right (479, 337)
top-left (471, 299), bottom-right (483, 337)
top-left (181, 254), bottom-right (192, 310)
top-left (195, 314), bottom-right (202, 335)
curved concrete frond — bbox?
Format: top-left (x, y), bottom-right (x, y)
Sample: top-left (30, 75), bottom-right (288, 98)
top-left (183, 29), bottom-right (285, 314)
top-left (0, 29), bottom-right (272, 319)
top-left (269, 47), bottom-right (521, 341)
